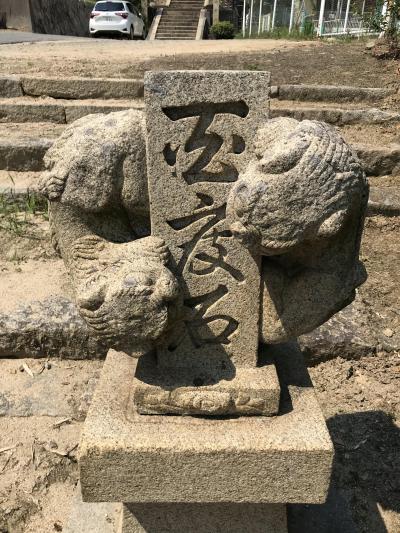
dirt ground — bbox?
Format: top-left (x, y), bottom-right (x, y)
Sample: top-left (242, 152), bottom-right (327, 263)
top-left (0, 208), bottom-right (399, 532)
top-left (0, 359), bottom-right (102, 533)
top-left (0, 39), bottom-right (399, 90)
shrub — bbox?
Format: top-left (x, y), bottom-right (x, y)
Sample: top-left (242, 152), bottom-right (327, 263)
top-left (211, 21), bottom-right (235, 39)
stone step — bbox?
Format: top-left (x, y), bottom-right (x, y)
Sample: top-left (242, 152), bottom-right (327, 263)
top-left (157, 27), bottom-right (197, 33)
top-left (158, 21), bottom-right (198, 27)
top-left (171, 0), bottom-right (204, 3)
top-left (155, 36), bottom-right (197, 40)
top-left (2, 76), bottom-right (392, 107)
top-left (0, 119), bottom-right (398, 174)
top-left (270, 101), bottom-right (400, 126)
top-left (1, 77), bottom-right (393, 108)
top-left (0, 97), bottom-right (144, 124)
top-left (0, 138), bottom-right (53, 171)
top-left (274, 84), bottom-right (395, 104)
top-left (0, 76), bottom-right (143, 100)
top-left (367, 186), bottom-right (400, 215)
top-left (157, 31), bottom-right (197, 36)
top-left (164, 6), bottom-right (201, 11)
top-left (157, 25), bottom-right (198, 30)
top-left (168, 3), bottom-right (203, 7)
top-left (161, 11), bottom-right (200, 17)
top-left (157, 26), bottom-right (197, 31)
top-left (354, 143), bottom-right (400, 176)
top-left (0, 122), bottom-right (65, 171)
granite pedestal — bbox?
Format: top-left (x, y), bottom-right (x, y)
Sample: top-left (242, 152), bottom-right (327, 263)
top-left (68, 344), bottom-right (333, 532)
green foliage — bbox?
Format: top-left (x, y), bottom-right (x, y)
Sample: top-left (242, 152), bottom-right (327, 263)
top-left (302, 19), bottom-right (315, 37)
top-left (236, 26), bottom-right (316, 40)
top-left (211, 21), bottom-right (235, 39)
top-left (364, 0), bottom-right (400, 39)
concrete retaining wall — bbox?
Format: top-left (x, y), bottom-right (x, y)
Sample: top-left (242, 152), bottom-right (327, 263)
top-left (0, 0), bottom-right (32, 31)
top-left (30, 0), bottom-right (90, 36)
top-left (0, 0), bottom-right (90, 36)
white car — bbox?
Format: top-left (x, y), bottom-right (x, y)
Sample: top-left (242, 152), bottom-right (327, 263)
top-left (90, 1), bottom-right (146, 39)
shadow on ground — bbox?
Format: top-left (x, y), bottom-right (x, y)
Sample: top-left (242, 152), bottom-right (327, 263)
top-left (288, 410), bottom-right (400, 532)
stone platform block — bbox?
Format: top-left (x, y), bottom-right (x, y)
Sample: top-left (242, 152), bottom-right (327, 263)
top-left (65, 488), bottom-right (287, 533)
top-left (133, 351), bottom-right (280, 416)
top-left (121, 502), bottom-right (287, 533)
top-left (80, 346), bottom-right (333, 505)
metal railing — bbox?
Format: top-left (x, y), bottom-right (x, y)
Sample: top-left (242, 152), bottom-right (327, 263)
top-left (317, 14), bottom-right (376, 36)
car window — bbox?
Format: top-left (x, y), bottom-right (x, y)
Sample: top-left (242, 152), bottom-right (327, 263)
top-left (130, 4), bottom-right (139, 15)
top-left (94, 2), bottom-right (125, 11)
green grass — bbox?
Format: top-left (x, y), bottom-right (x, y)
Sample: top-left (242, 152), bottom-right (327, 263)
top-left (0, 186), bottom-right (48, 238)
top-left (236, 26), bottom-right (317, 40)
top-left (235, 25), bottom-right (375, 41)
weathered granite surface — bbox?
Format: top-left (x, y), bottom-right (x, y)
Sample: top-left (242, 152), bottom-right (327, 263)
top-left (40, 109), bottom-right (180, 352)
top-left (40, 72), bottom-right (368, 418)
top-left (65, 488), bottom-right (287, 533)
top-left (145, 71), bottom-right (270, 369)
top-left (133, 351), bottom-right (280, 416)
top-left (40, 109), bottom-right (368, 355)
top-left (122, 502), bottom-right (287, 533)
top-left (228, 117), bottom-right (368, 344)
top-left (79, 347), bottom-right (333, 504)
top-left (142, 70), bottom-right (274, 414)
top-left (0, 297), bottom-right (107, 359)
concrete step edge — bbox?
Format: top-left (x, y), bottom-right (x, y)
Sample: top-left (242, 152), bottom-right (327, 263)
top-left (1, 77), bottom-right (393, 107)
top-left (270, 105), bottom-right (400, 126)
top-left (367, 186), bottom-right (400, 216)
top-left (0, 76), bottom-right (144, 100)
top-left (0, 132), bottom-right (398, 174)
top-left (274, 84), bottom-right (396, 103)
top-left (0, 99), bottom-right (144, 124)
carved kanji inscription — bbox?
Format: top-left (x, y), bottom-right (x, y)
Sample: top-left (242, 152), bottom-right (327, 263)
top-left (145, 71), bottom-right (270, 375)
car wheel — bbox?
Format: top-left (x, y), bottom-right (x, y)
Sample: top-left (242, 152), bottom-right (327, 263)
top-left (129, 26), bottom-right (135, 40)
top-left (141, 27), bottom-right (147, 40)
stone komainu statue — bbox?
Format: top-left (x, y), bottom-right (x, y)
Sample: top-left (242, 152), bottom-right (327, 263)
top-left (40, 110), bottom-right (368, 351)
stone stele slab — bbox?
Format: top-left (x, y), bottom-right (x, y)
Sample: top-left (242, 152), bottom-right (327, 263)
top-left (136, 70), bottom-right (274, 416)
top-left (80, 347), bottom-right (334, 505)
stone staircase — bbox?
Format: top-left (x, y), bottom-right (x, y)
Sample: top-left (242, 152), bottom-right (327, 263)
top-left (1, 77), bottom-right (399, 180)
top-left (0, 75), bottom-right (399, 362)
top-left (155, 0), bottom-right (204, 40)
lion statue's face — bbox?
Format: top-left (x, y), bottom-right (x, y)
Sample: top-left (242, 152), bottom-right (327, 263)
top-left (70, 237), bottom-right (181, 349)
top-left (227, 117), bottom-right (367, 256)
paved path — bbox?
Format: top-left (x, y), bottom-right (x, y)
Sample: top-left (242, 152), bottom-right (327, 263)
top-left (0, 34), bottom-right (316, 56)
top-left (0, 29), bottom-right (88, 44)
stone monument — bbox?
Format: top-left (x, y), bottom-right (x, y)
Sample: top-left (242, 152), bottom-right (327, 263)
top-left (40, 70), bottom-right (368, 532)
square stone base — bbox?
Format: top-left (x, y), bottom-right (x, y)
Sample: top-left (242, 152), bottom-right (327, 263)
top-left (133, 350), bottom-right (281, 416)
top-left (79, 344), bottom-right (333, 504)
top-left (65, 488), bottom-right (287, 533)
top-left (121, 502), bottom-right (287, 533)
